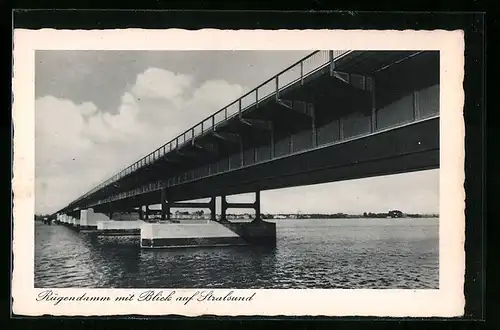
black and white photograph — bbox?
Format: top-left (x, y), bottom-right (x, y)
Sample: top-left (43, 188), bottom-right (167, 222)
top-left (13, 29), bottom-right (465, 317)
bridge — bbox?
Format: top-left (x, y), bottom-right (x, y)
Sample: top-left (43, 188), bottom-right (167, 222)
top-left (53, 50), bottom-right (440, 248)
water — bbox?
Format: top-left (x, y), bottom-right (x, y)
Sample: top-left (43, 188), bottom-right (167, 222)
top-left (35, 218), bottom-right (439, 289)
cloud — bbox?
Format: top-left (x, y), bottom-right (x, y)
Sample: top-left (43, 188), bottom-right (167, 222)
top-left (131, 68), bottom-right (193, 100)
top-left (35, 67), bottom-right (246, 214)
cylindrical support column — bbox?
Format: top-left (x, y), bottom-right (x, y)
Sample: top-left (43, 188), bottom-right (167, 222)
top-left (108, 202), bottom-right (113, 220)
top-left (221, 195), bottom-right (227, 222)
top-left (161, 189), bottom-right (167, 220)
top-left (209, 196), bottom-right (216, 221)
top-left (255, 190), bottom-right (261, 221)
top-left (145, 205), bottom-right (149, 220)
top-left (139, 207), bottom-right (144, 220)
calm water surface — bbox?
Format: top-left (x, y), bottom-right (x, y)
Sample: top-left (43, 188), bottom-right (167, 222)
top-left (35, 218), bottom-right (439, 289)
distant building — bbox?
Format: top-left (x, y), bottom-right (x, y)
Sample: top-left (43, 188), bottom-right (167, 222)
top-left (388, 210), bottom-right (404, 218)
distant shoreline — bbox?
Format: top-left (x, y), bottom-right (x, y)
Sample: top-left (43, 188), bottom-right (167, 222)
top-left (262, 213), bottom-right (439, 220)
top-left (34, 212), bottom-right (439, 222)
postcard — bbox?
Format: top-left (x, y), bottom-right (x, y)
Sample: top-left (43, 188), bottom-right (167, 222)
top-left (12, 29), bottom-right (465, 317)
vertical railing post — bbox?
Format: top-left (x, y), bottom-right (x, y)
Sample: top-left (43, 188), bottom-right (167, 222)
top-left (300, 61), bottom-right (304, 85)
top-left (224, 107), bottom-right (228, 119)
top-left (212, 115), bottom-right (215, 131)
top-left (201, 121), bottom-right (204, 132)
top-left (275, 76), bottom-right (279, 100)
top-left (270, 123), bottom-right (275, 159)
top-left (329, 50), bottom-right (334, 76)
top-left (311, 103), bottom-right (317, 147)
top-left (413, 90), bottom-right (420, 121)
top-left (339, 119), bottom-right (344, 140)
top-left (256, 89), bottom-right (259, 108)
top-left (238, 99), bottom-right (242, 117)
top-left (239, 135), bottom-right (244, 167)
top-left (371, 77), bottom-right (377, 132)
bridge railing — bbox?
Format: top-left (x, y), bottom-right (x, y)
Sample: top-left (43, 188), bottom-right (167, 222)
top-left (70, 50), bottom-right (351, 206)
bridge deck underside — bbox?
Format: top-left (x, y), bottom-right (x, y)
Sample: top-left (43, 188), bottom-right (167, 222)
top-left (105, 118), bottom-right (439, 210)
top-left (69, 51), bottom-right (440, 212)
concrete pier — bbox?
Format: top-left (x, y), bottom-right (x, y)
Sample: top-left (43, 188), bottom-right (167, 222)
top-left (79, 208), bottom-right (101, 231)
top-left (223, 220), bottom-right (277, 246)
top-left (140, 221), bottom-right (247, 249)
top-left (54, 194), bottom-right (276, 248)
top-left (73, 217), bottom-right (80, 230)
top-left (96, 220), bottom-right (146, 236)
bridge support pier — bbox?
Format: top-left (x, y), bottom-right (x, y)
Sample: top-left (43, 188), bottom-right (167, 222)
top-left (216, 190), bottom-right (276, 246)
top-left (220, 191), bottom-right (262, 222)
top-left (71, 216), bottom-right (81, 231)
top-left (210, 196), bottom-right (216, 221)
top-left (139, 190), bottom-right (276, 249)
top-left (79, 208), bottom-right (106, 231)
top-left (61, 214), bottom-right (68, 226)
top-left (161, 189), bottom-right (170, 220)
top-left (107, 202), bottom-right (114, 220)
top-left (159, 189), bottom-right (216, 223)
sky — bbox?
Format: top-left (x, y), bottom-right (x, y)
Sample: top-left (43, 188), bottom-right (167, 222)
top-left (34, 50), bottom-right (439, 215)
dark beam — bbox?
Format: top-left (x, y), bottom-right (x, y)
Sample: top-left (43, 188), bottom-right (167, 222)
top-left (225, 202), bottom-right (257, 209)
top-left (332, 70), bottom-right (373, 91)
top-left (276, 99), bottom-right (313, 120)
top-left (170, 202), bottom-right (214, 208)
top-left (192, 139), bottom-right (219, 154)
top-left (239, 118), bottom-right (273, 131)
top-left (211, 131), bottom-right (240, 144)
top-left (164, 157), bottom-right (183, 164)
top-left (175, 149), bottom-right (199, 158)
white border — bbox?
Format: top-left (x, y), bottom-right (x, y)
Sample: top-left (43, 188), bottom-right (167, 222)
top-left (12, 29), bottom-right (465, 317)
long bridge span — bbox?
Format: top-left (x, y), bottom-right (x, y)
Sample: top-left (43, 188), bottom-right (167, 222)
top-left (53, 50), bottom-right (440, 248)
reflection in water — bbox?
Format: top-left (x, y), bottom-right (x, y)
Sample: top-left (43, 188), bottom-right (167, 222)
top-left (35, 218), bottom-right (438, 289)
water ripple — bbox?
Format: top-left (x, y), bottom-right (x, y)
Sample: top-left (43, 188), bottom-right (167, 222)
top-left (35, 218), bottom-right (439, 289)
